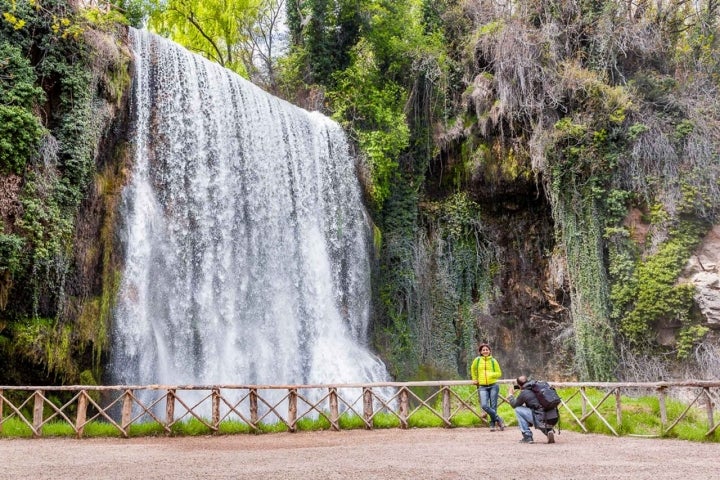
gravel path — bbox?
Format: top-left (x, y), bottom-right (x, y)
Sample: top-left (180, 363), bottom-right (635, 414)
top-left (2, 428), bottom-right (718, 479)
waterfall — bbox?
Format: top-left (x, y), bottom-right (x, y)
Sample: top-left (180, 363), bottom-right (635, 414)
top-left (109, 29), bottom-right (389, 391)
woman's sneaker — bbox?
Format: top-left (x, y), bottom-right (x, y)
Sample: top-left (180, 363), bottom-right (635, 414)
top-left (519, 433), bottom-right (534, 443)
top-left (547, 430), bottom-right (555, 444)
top-left (497, 419), bottom-right (505, 431)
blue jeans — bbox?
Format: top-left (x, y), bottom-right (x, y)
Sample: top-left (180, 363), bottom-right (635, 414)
top-left (514, 406), bottom-right (534, 436)
top-left (477, 383), bottom-right (501, 426)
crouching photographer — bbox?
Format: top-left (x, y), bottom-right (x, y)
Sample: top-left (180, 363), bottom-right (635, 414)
top-left (506, 375), bottom-right (558, 444)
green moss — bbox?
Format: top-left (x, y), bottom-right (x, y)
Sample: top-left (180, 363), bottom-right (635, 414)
top-left (11, 317), bottom-right (78, 379)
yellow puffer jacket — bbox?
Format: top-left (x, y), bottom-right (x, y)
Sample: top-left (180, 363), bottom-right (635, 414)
top-left (470, 355), bottom-right (502, 386)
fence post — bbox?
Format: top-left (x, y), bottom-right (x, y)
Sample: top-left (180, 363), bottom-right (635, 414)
top-left (615, 388), bottom-right (622, 428)
top-left (212, 388), bottom-right (221, 431)
top-left (329, 387), bottom-right (339, 431)
top-left (442, 387), bottom-right (451, 426)
top-left (32, 390), bottom-right (44, 438)
top-left (75, 391), bottom-right (88, 438)
top-left (363, 387), bottom-right (374, 429)
top-left (249, 388), bottom-right (258, 431)
top-left (658, 387), bottom-right (667, 430)
top-left (0, 389), bottom-right (4, 433)
top-left (166, 389), bottom-right (176, 430)
top-left (122, 389), bottom-right (134, 434)
top-left (705, 388), bottom-right (714, 432)
top-left (288, 388), bottom-right (297, 432)
top-left (399, 388), bottom-right (409, 429)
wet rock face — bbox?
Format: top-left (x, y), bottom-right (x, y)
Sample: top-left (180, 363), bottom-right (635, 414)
top-left (681, 225), bottom-right (720, 328)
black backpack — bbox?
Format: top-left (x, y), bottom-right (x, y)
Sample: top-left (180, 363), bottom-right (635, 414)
top-left (530, 381), bottom-right (562, 410)
top-left (529, 380), bottom-right (561, 428)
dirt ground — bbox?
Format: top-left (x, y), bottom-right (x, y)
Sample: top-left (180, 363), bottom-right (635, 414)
top-left (2, 428), bottom-right (718, 479)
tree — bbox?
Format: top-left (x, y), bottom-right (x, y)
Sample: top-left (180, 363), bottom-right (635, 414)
top-left (240, 0), bottom-right (288, 91)
top-left (285, 0), bottom-right (366, 86)
top-left (148, 0), bottom-right (259, 76)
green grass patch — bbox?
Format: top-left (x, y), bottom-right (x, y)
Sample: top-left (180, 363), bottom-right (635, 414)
top-left (41, 421), bottom-right (76, 437)
top-left (338, 412), bottom-right (367, 430)
top-left (257, 421), bottom-right (289, 433)
top-left (295, 415), bottom-right (332, 431)
top-left (84, 421), bottom-right (124, 437)
top-left (0, 417), bottom-right (34, 437)
top-left (127, 421), bottom-right (167, 437)
top-left (554, 387), bottom-right (719, 441)
top-left (170, 418), bottom-right (213, 436)
top-left (449, 410), bottom-right (481, 427)
top-left (407, 409), bottom-right (445, 428)
top-left (217, 419), bottom-right (253, 435)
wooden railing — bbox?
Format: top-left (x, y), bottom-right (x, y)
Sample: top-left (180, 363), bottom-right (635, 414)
top-left (1, 380), bottom-right (718, 439)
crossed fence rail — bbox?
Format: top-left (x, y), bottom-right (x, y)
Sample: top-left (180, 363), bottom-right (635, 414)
top-left (1, 380), bottom-right (719, 439)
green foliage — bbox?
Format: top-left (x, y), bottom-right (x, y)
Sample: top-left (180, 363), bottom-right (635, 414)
top-left (543, 49), bottom-right (654, 380)
top-left (616, 224), bottom-right (703, 346)
top-left (627, 122), bottom-right (649, 140)
top-left (0, 42), bottom-right (44, 107)
top-left (310, 0), bottom-right (364, 85)
top-left (609, 181), bottom-right (712, 360)
top-left (0, 0), bottom-right (134, 385)
top-left (286, 0), bottom-right (366, 85)
top-left (0, 0), bottom-right (96, 276)
top-left (148, 0), bottom-right (258, 76)
top-left (330, 45), bottom-right (409, 206)
top-left (0, 105), bottom-right (44, 173)
top-left (676, 325), bottom-right (709, 359)
top-left (548, 180), bottom-right (616, 380)
top-left (10, 316), bottom-right (78, 378)
top-left (0, 233), bottom-right (24, 275)
top-left (0, 41), bottom-right (45, 174)
top-left (603, 189), bottom-right (632, 225)
top-left (113, 0), bottom-right (148, 28)
top-left (554, 117), bottom-right (588, 139)
top-left (674, 119), bottom-right (694, 140)
top-left (16, 174), bottom-right (75, 261)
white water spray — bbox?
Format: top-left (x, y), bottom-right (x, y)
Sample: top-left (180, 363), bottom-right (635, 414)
top-left (110, 29), bottom-right (389, 390)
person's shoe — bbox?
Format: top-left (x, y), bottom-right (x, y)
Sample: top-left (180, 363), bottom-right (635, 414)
top-left (519, 434), bottom-right (534, 444)
top-left (497, 419), bottom-right (505, 431)
top-left (490, 425), bottom-right (496, 432)
top-left (547, 430), bottom-right (555, 444)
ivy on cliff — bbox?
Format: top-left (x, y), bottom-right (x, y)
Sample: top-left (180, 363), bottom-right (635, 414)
top-left (0, 42), bottom-right (45, 175)
top-left (611, 187), bottom-right (711, 359)
top-left (0, 0), bottom-right (129, 384)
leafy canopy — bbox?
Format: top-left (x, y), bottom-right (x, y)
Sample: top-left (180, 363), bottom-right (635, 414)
top-left (148, 0), bottom-right (260, 76)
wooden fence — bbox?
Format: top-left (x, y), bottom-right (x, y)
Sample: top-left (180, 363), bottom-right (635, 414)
top-left (1, 380), bottom-right (718, 439)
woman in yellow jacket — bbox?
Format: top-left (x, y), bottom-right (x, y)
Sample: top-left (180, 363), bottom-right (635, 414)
top-left (470, 343), bottom-right (505, 431)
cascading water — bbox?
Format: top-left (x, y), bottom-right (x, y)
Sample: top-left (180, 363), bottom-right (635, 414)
top-left (109, 29), bottom-right (389, 395)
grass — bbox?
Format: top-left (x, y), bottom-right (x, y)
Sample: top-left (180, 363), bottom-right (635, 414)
top-left (1, 386), bottom-right (718, 442)
top-left (550, 387), bottom-right (720, 442)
